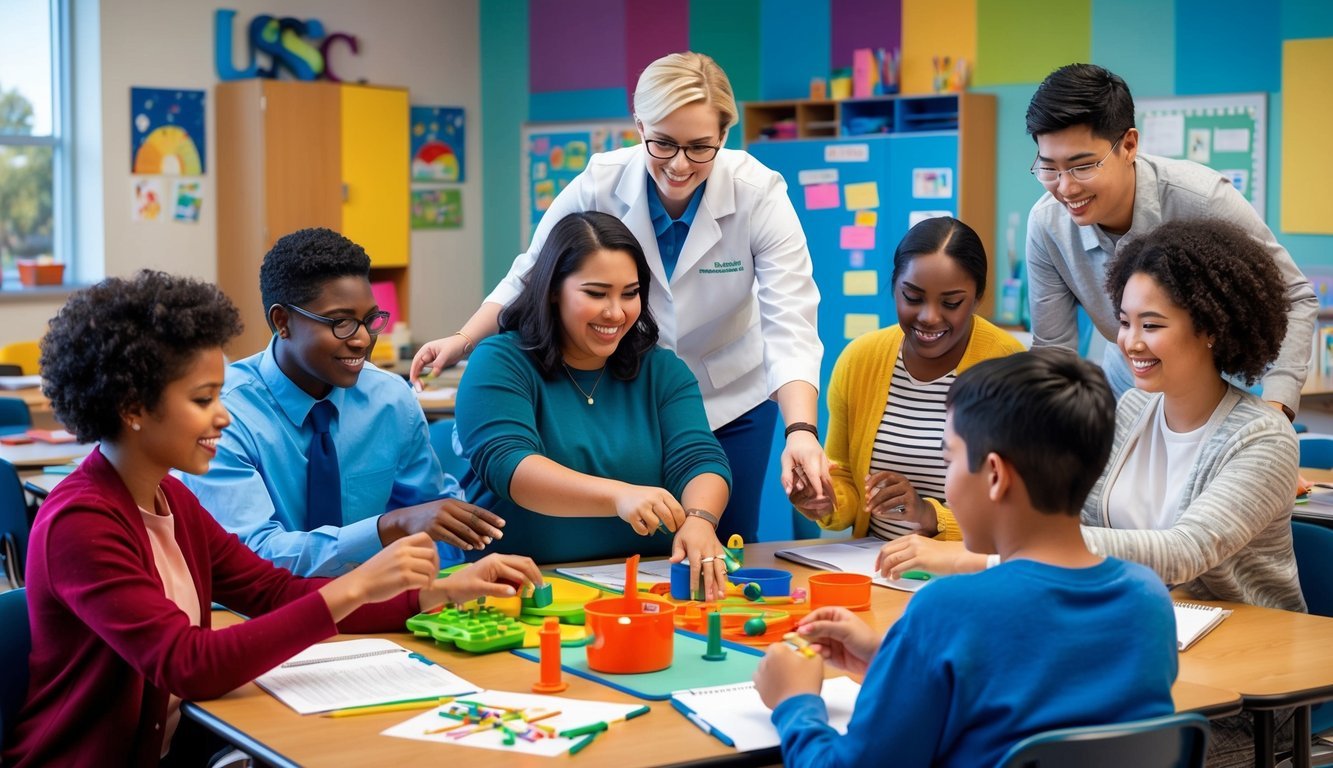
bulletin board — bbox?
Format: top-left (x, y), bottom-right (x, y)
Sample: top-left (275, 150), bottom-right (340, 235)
top-left (520, 122), bottom-right (639, 244)
top-left (1135, 93), bottom-right (1267, 218)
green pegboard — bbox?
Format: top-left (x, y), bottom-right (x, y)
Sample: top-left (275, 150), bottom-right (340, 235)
top-left (512, 629), bottom-right (762, 700)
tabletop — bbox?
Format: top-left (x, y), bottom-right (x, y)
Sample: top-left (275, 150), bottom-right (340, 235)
top-left (184, 541), bottom-right (1244, 767)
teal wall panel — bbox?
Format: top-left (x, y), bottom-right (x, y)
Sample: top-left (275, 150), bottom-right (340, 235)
top-left (481, 1), bottom-right (530, 291)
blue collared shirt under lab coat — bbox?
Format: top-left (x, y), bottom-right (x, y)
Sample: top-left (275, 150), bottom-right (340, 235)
top-left (180, 339), bottom-right (462, 577)
top-left (647, 179), bottom-right (706, 280)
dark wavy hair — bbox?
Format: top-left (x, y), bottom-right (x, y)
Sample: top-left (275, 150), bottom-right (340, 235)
top-left (1026, 63), bottom-right (1135, 143)
top-left (499, 211), bottom-right (659, 380)
top-left (1105, 219), bottom-right (1288, 385)
top-left (260, 227), bottom-right (371, 329)
top-left (891, 216), bottom-right (988, 300)
top-left (949, 348), bottom-right (1117, 516)
top-left (40, 270), bottom-right (243, 443)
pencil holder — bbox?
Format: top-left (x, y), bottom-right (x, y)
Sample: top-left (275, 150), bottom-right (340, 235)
top-left (670, 560), bottom-right (697, 600)
top-left (583, 595), bottom-right (676, 673)
top-left (727, 568), bottom-right (792, 598)
top-left (808, 573), bottom-right (872, 611)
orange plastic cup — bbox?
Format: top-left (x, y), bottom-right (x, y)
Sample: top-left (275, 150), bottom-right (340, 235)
top-left (807, 573), bottom-right (872, 611)
top-left (583, 595), bottom-right (677, 673)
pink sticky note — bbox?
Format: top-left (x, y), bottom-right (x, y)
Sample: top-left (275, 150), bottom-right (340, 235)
top-left (804, 183), bottom-right (840, 210)
top-left (840, 225), bottom-right (876, 251)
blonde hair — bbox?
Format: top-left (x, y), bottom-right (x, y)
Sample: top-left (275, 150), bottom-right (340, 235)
top-left (633, 52), bottom-right (737, 134)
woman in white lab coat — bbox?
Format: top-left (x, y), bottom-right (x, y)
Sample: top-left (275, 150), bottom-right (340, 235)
top-left (411, 52), bottom-right (826, 542)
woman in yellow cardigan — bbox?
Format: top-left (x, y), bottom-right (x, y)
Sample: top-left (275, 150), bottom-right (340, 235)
top-left (789, 217), bottom-right (1024, 542)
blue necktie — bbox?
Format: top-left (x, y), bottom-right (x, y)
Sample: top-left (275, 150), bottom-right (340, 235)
top-left (306, 399), bottom-right (342, 530)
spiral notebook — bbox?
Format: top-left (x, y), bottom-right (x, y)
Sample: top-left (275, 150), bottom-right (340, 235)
top-left (1174, 602), bottom-right (1231, 652)
top-left (669, 676), bottom-right (861, 752)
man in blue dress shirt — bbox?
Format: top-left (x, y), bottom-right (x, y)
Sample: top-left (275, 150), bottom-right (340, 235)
top-left (183, 228), bottom-right (503, 576)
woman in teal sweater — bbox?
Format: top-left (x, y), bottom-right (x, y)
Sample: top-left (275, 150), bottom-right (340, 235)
top-left (456, 211), bottom-right (733, 598)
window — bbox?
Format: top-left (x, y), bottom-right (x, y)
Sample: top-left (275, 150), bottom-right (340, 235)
top-left (0, 0), bottom-right (62, 283)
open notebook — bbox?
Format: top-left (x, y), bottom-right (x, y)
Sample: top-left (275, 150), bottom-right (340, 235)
top-left (1174, 602), bottom-right (1231, 651)
top-left (670, 676), bottom-right (862, 751)
top-left (774, 538), bottom-right (930, 593)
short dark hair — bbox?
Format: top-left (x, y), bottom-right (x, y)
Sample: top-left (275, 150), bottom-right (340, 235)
top-left (948, 348), bottom-right (1116, 516)
top-left (259, 228), bottom-right (371, 329)
top-left (1026, 63), bottom-right (1135, 142)
top-left (1105, 219), bottom-right (1288, 385)
top-left (499, 212), bottom-right (659, 380)
top-left (40, 270), bottom-right (242, 443)
top-left (891, 216), bottom-right (988, 300)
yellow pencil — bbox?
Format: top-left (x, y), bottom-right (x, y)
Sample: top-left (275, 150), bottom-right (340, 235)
top-left (324, 696), bottom-right (454, 718)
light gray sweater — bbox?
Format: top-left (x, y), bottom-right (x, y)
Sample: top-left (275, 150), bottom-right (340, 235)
top-left (1082, 386), bottom-right (1306, 612)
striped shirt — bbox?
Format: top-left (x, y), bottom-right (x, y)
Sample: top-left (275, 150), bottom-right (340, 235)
top-left (868, 351), bottom-right (953, 540)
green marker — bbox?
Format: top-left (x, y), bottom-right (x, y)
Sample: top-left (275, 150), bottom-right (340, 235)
top-left (569, 730), bottom-right (599, 755)
top-left (900, 570), bottom-right (932, 581)
top-left (559, 721), bottom-right (609, 739)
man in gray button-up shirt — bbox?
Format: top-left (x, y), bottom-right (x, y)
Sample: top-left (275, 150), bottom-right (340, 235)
top-left (1023, 63), bottom-right (1315, 418)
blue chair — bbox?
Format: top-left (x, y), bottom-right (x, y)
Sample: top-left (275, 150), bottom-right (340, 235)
top-left (427, 418), bottom-right (470, 482)
top-left (0, 588), bottom-right (30, 747)
top-left (0, 459), bottom-right (29, 589)
top-left (1293, 521), bottom-right (1333, 743)
top-left (998, 712), bottom-right (1209, 768)
top-left (0, 397), bottom-right (31, 437)
top-left (1299, 437), bottom-right (1333, 470)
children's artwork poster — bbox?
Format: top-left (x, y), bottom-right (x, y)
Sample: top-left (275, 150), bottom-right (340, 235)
top-left (130, 88), bottom-right (205, 175)
top-left (132, 178), bottom-right (164, 222)
top-left (522, 122), bottom-right (638, 243)
top-left (911, 168), bottom-right (953, 199)
top-left (411, 106), bottom-right (465, 182)
top-left (172, 180), bottom-right (203, 223)
top-left (411, 188), bottom-right (462, 229)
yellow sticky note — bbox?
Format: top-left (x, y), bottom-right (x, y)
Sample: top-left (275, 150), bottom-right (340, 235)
top-left (854, 210), bottom-right (878, 227)
top-left (843, 270), bottom-right (879, 296)
top-left (844, 313), bottom-right (880, 339)
top-left (844, 182), bottom-right (880, 211)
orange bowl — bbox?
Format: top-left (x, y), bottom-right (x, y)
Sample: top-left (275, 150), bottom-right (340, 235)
top-left (808, 572), bottom-right (872, 611)
top-left (583, 595), bottom-right (677, 673)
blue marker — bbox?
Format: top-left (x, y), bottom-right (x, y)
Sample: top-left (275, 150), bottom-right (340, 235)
top-left (670, 698), bottom-right (735, 747)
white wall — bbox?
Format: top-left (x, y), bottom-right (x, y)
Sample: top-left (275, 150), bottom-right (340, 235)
top-left (0, 0), bottom-right (483, 349)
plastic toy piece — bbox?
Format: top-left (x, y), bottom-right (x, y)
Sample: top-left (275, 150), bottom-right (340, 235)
top-left (531, 617), bottom-right (568, 693)
top-left (702, 611), bottom-right (727, 661)
top-left (783, 631), bottom-right (817, 659)
top-left (405, 604), bottom-right (527, 653)
top-left (743, 617), bottom-right (767, 636)
top-left (790, 588), bottom-right (808, 603)
top-left (725, 534), bottom-right (745, 568)
top-left (524, 582), bottom-right (554, 608)
top-left (742, 582), bottom-right (763, 601)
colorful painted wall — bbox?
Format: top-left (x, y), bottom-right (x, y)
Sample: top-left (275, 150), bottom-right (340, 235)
top-left (481, 0), bottom-right (1333, 295)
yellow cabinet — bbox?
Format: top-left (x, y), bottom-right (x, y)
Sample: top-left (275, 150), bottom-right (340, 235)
top-left (216, 79), bottom-right (410, 358)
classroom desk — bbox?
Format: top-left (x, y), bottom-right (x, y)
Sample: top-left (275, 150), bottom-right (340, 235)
top-left (21, 472), bottom-right (64, 500)
top-left (0, 438), bottom-right (93, 470)
top-left (183, 541), bottom-right (1242, 766)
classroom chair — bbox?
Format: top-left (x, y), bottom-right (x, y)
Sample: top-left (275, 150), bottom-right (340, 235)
top-left (0, 459), bottom-right (30, 589)
top-left (0, 398), bottom-right (31, 437)
top-left (1299, 436), bottom-right (1333, 470)
top-left (428, 418), bottom-right (471, 482)
top-left (1290, 521), bottom-right (1333, 763)
top-left (0, 364), bottom-right (23, 377)
top-left (0, 588), bottom-right (30, 746)
top-left (0, 341), bottom-right (41, 376)
top-left (998, 712), bottom-right (1209, 768)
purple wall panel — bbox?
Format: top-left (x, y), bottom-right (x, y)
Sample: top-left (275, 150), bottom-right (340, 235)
top-left (829, 0), bottom-right (901, 69)
top-left (626, 0), bottom-right (690, 108)
top-left (529, 0), bottom-right (627, 92)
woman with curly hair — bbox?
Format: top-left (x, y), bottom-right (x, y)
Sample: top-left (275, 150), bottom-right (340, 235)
top-left (879, 219), bottom-right (1304, 612)
top-left (5, 271), bottom-right (540, 767)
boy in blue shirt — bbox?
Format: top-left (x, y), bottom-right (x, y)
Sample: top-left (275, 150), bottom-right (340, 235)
top-left (753, 349), bottom-right (1178, 767)
top-left (183, 228), bottom-right (504, 576)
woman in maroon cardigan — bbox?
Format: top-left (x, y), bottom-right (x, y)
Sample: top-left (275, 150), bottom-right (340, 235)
top-left (3, 271), bottom-right (541, 767)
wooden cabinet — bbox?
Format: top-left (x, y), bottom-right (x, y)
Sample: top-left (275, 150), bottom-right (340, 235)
top-left (216, 80), bottom-right (410, 358)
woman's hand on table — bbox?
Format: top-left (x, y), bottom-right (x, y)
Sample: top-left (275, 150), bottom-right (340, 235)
top-left (613, 483), bottom-right (687, 535)
top-left (420, 553), bottom-right (544, 611)
top-left (670, 517), bottom-right (729, 600)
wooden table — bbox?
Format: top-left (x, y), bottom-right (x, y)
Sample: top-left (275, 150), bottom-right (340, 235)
top-left (183, 541), bottom-right (1242, 766)
top-left (0, 439), bottom-right (92, 470)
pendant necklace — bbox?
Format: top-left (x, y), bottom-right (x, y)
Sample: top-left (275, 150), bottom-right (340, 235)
top-left (563, 363), bottom-right (607, 405)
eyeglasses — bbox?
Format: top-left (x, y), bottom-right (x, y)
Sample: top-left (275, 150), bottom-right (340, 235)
top-left (643, 139), bottom-right (720, 163)
top-left (285, 304), bottom-right (391, 340)
top-left (1029, 132), bottom-right (1127, 184)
